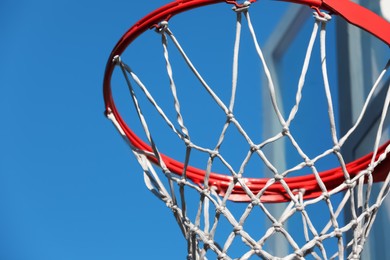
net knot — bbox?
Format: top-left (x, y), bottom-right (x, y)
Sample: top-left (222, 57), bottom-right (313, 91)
top-left (217, 253), bottom-right (228, 260)
top-left (322, 192), bottom-right (330, 200)
top-left (206, 239), bottom-right (215, 246)
top-left (313, 11), bottom-right (332, 23)
top-left (334, 228), bottom-right (342, 238)
top-left (273, 222), bottom-right (283, 232)
top-left (366, 165), bottom-right (374, 174)
top-left (226, 112), bottom-right (234, 121)
top-left (183, 137), bottom-right (191, 146)
top-left (112, 55), bottom-right (121, 64)
top-left (156, 21), bottom-right (169, 33)
top-left (333, 145), bottom-right (341, 153)
top-left (304, 158), bottom-right (314, 167)
top-left (314, 235), bottom-right (322, 243)
top-left (165, 199), bottom-right (173, 208)
top-left (295, 202), bottom-right (304, 211)
top-left (274, 174), bottom-right (284, 181)
top-left (178, 178), bottom-right (187, 187)
top-left (233, 173), bottom-right (243, 183)
top-left (351, 219), bottom-right (359, 229)
top-left (105, 107), bottom-right (112, 118)
top-left (190, 225), bottom-right (199, 233)
top-left (250, 144), bottom-right (259, 152)
top-left (167, 200), bottom-right (178, 211)
top-left (233, 225), bottom-right (243, 234)
top-left (216, 205), bottom-right (226, 215)
top-left (370, 203), bottom-right (379, 214)
top-left (162, 167), bottom-right (170, 175)
top-left (210, 150), bottom-right (219, 159)
top-left (201, 188), bottom-right (210, 196)
top-left (251, 198), bottom-right (261, 206)
top-left (171, 204), bottom-right (179, 212)
top-left (282, 126), bottom-right (289, 135)
top-left (231, 1), bottom-right (251, 12)
top-left (294, 249), bottom-right (304, 258)
top-left (345, 179), bottom-right (355, 189)
top-left (351, 253), bottom-right (361, 260)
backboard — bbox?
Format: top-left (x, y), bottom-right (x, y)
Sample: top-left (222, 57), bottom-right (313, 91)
top-left (263, 0), bottom-right (390, 258)
top-left (336, 1), bottom-right (390, 259)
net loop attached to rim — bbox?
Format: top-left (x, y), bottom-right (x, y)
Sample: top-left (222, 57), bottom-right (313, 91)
top-left (103, 0), bottom-right (390, 259)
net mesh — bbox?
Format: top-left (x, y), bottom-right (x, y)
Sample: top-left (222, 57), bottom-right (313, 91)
top-left (106, 2), bottom-right (390, 259)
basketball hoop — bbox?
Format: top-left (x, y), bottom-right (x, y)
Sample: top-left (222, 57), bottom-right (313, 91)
top-left (103, 0), bottom-right (390, 258)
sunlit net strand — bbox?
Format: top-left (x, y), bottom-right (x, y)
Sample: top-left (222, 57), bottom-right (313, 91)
top-left (157, 20), bottom-right (249, 258)
top-left (110, 3), bottom-right (390, 259)
top-left (348, 76), bottom-right (390, 257)
top-left (113, 54), bottom-right (223, 255)
top-left (242, 10), bottom-right (349, 259)
top-left (158, 21), bottom-right (257, 260)
top-left (156, 7), bottom-right (306, 258)
top-left (156, 11), bottom-right (281, 259)
top-left (113, 39), bottom-right (236, 259)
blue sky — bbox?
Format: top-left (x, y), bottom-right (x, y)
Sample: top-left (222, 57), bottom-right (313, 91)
top-left (2, 0), bottom-right (384, 259)
top-left (0, 1), bottom-right (189, 259)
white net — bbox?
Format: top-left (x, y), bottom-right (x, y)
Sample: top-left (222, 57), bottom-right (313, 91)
top-left (106, 2), bottom-right (390, 259)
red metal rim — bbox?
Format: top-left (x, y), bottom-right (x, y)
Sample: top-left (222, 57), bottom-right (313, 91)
top-left (103, 0), bottom-right (390, 202)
